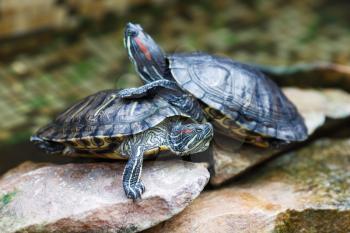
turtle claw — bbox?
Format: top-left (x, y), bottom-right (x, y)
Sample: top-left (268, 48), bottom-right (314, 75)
top-left (124, 181), bottom-right (146, 200)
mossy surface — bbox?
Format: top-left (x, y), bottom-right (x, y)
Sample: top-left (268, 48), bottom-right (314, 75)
top-left (0, 191), bottom-right (16, 207)
top-left (276, 140), bottom-right (350, 208)
top-left (242, 139), bottom-right (350, 209)
top-left (274, 209), bottom-right (350, 233)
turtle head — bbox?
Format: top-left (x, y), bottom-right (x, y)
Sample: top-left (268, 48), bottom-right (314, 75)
top-left (124, 22), bottom-right (167, 83)
top-left (168, 122), bottom-right (213, 155)
top-left (30, 135), bottom-right (66, 154)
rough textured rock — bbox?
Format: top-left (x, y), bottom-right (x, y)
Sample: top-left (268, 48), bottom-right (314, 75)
top-left (0, 161), bottom-right (209, 233)
top-left (211, 88), bottom-right (350, 185)
top-left (147, 139), bottom-right (350, 233)
top-left (0, 162), bottom-right (49, 181)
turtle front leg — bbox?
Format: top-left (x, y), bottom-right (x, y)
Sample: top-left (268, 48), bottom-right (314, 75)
top-left (122, 146), bottom-right (145, 200)
top-left (118, 79), bottom-right (179, 99)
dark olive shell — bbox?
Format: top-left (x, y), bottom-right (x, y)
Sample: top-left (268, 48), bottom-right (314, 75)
top-left (168, 52), bottom-right (308, 141)
top-left (36, 89), bottom-right (188, 142)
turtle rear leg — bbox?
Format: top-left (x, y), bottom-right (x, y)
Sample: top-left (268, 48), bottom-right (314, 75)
top-left (30, 136), bottom-right (65, 154)
top-left (117, 80), bottom-right (179, 99)
top-left (118, 80), bottom-right (206, 123)
top-left (122, 146), bottom-right (145, 200)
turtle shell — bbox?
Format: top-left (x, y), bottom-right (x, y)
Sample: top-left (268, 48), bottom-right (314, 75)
top-left (36, 89), bottom-right (189, 143)
top-left (168, 52), bottom-right (307, 141)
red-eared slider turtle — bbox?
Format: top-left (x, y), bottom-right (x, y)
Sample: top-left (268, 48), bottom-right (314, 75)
top-left (31, 89), bottom-right (213, 199)
top-left (119, 23), bottom-right (308, 147)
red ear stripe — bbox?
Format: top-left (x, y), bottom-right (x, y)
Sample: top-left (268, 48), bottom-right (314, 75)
top-left (179, 129), bottom-right (193, 134)
top-left (134, 37), bottom-right (152, 61)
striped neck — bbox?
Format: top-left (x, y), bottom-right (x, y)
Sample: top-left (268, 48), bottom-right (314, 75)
top-left (124, 23), bottom-right (167, 84)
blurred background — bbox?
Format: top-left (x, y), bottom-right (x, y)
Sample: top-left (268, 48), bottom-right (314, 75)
top-left (1, 0), bottom-right (350, 175)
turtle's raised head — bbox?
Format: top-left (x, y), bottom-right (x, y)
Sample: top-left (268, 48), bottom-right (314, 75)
top-left (168, 122), bottom-right (213, 155)
top-left (125, 22), bottom-right (142, 37)
top-left (124, 22), bottom-right (167, 83)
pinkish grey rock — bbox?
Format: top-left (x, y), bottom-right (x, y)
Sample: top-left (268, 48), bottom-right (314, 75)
top-left (0, 161), bottom-right (209, 233)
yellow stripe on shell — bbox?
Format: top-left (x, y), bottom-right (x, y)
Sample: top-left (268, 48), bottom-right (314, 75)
top-left (204, 107), bottom-right (270, 147)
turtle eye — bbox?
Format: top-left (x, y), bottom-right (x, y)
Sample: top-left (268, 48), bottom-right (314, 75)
top-left (125, 23), bottom-right (140, 37)
top-left (196, 128), bottom-right (203, 133)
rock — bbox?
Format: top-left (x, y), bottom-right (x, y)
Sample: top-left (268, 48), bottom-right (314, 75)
top-left (147, 139), bottom-right (350, 233)
top-left (259, 62), bottom-right (350, 92)
top-left (0, 161), bottom-right (209, 233)
top-left (284, 88), bottom-right (350, 134)
top-left (0, 161), bottom-right (49, 181)
top-left (211, 88), bottom-right (350, 185)
top-left (210, 137), bottom-right (279, 185)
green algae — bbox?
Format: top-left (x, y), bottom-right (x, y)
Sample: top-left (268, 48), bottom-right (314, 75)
top-left (274, 209), bottom-right (350, 233)
top-left (0, 191), bottom-right (16, 207)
